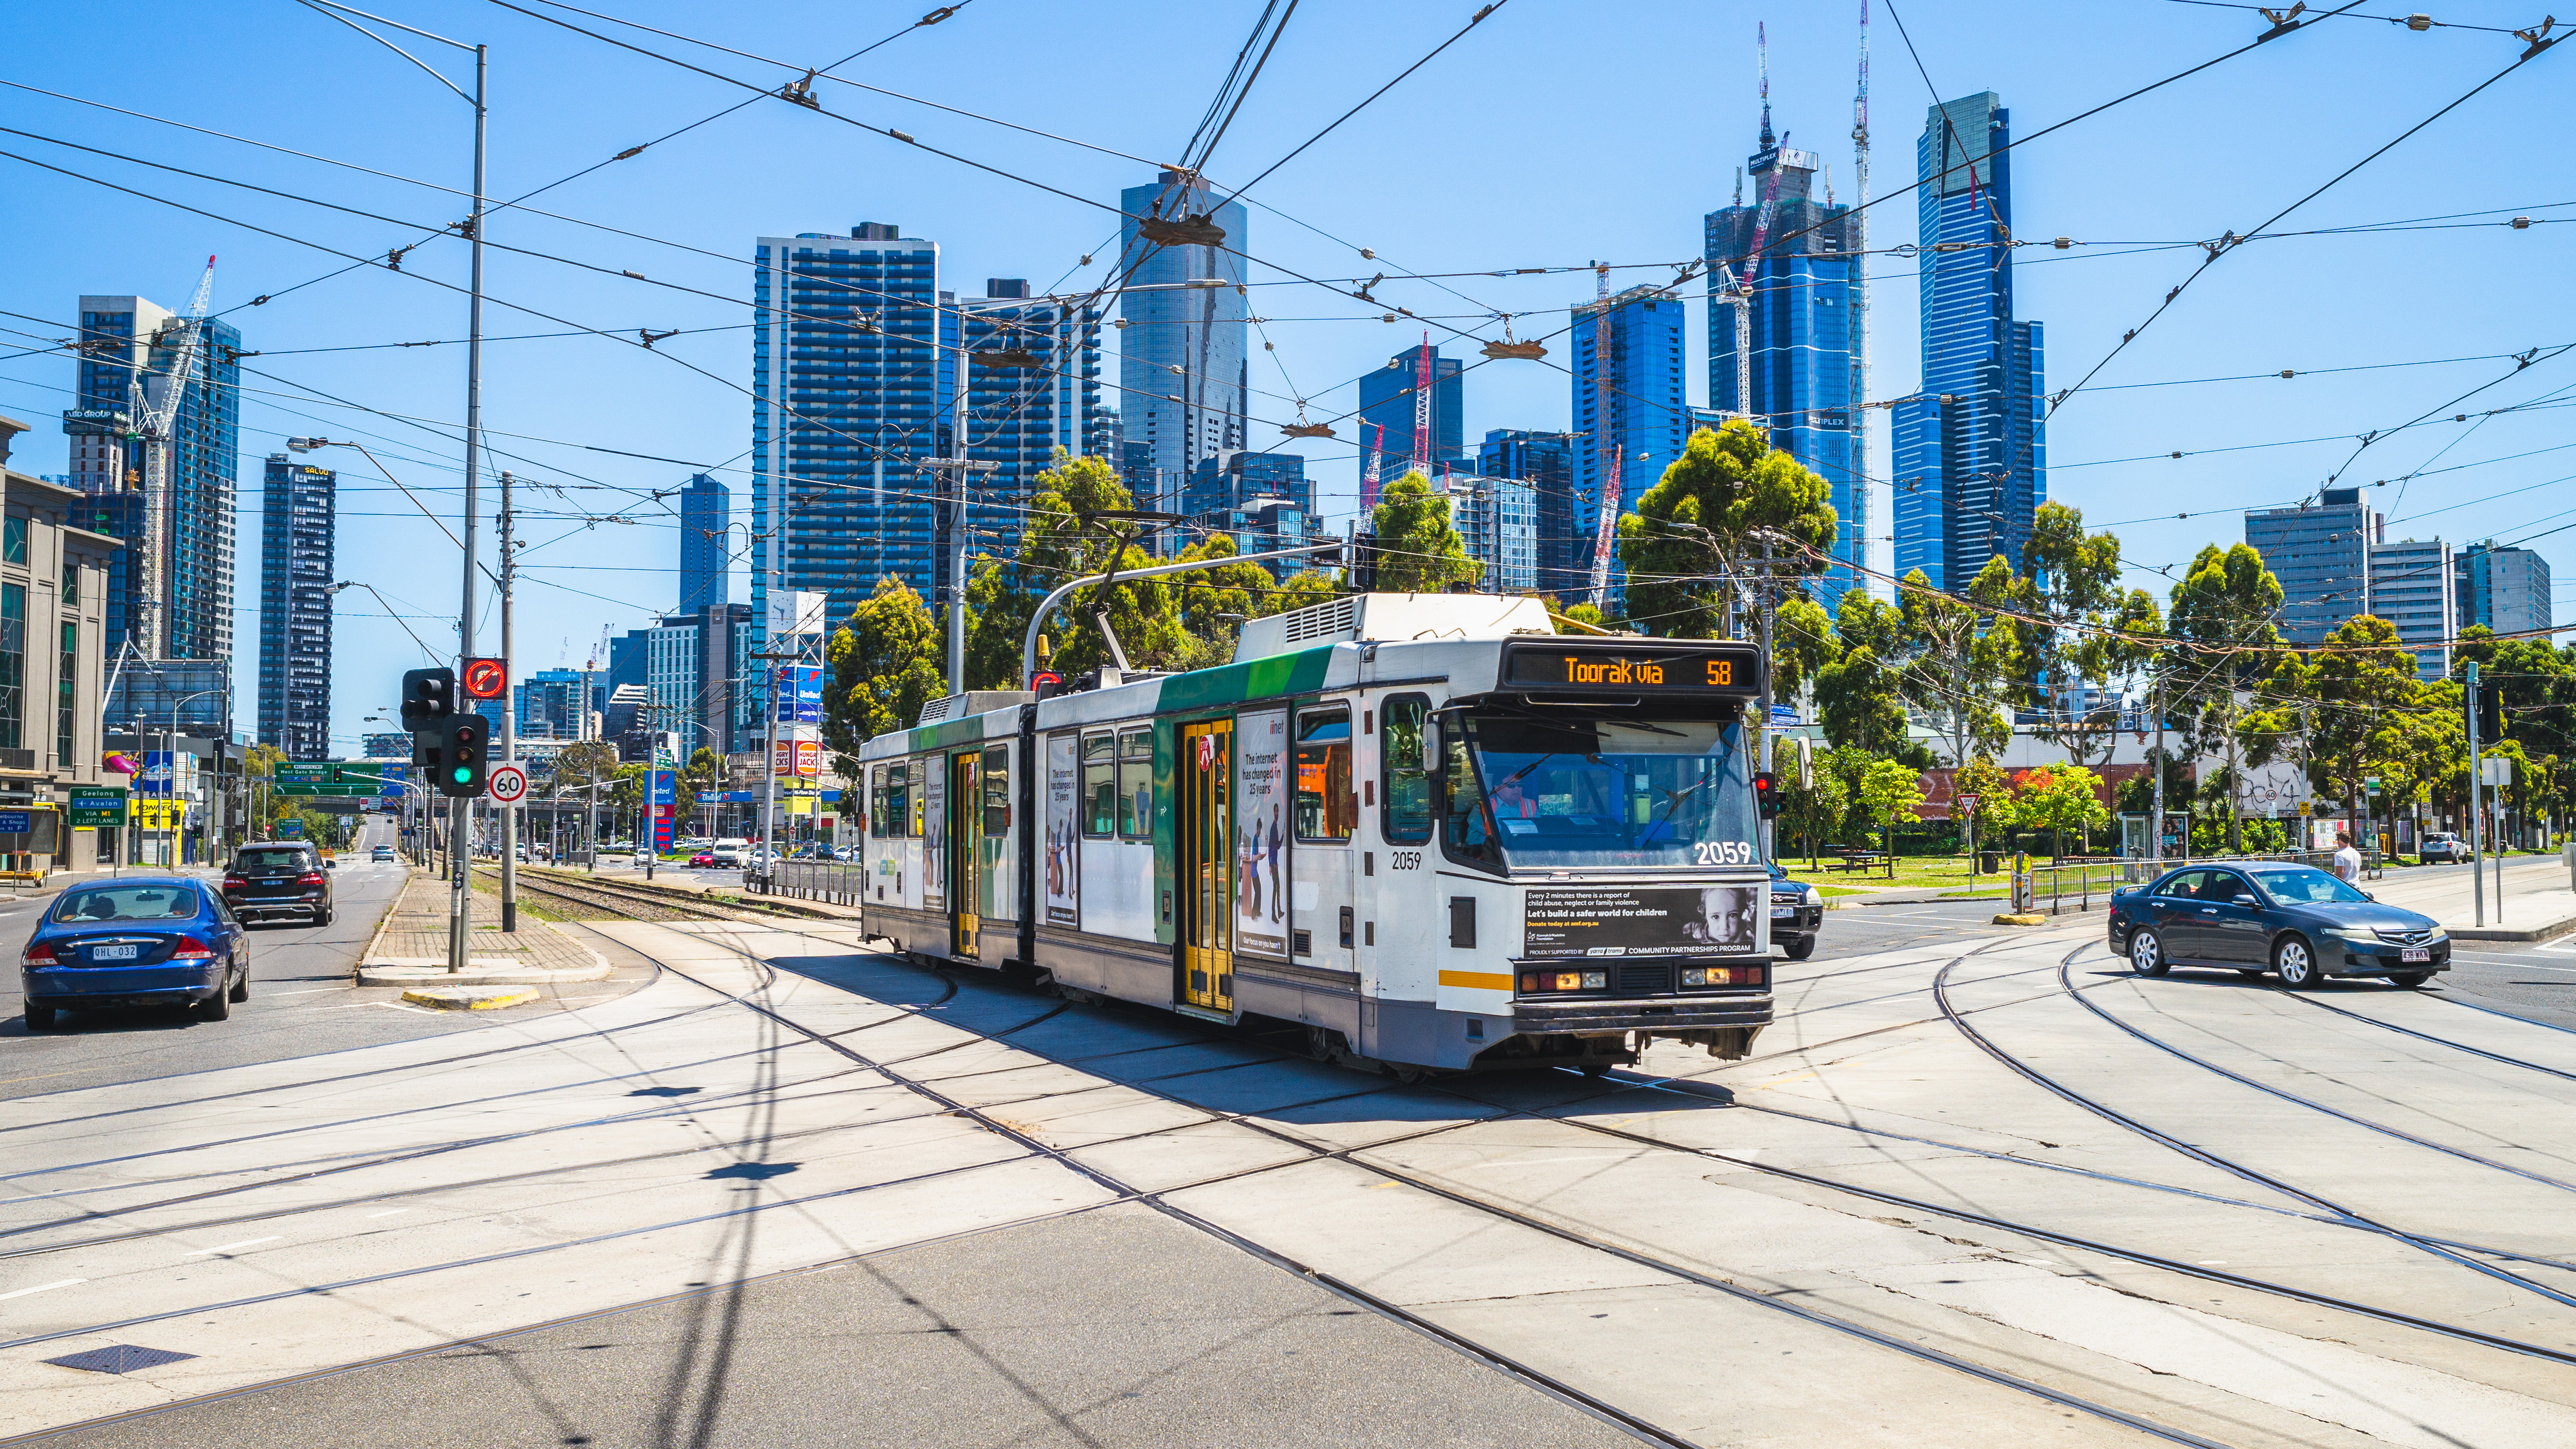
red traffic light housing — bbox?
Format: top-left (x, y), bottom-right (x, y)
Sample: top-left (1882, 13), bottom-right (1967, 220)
top-left (1753, 772), bottom-right (1783, 819)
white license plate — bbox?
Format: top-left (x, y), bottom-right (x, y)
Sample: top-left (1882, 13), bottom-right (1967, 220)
top-left (92, 944), bottom-right (138, 961)
top-left (1770, 905), bottom-right (1796, 919)
top-left (2401, 947), bottom-right (2431, 963)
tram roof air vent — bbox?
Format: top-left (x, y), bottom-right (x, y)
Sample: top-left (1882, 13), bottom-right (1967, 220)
top-left (915, 690), bottom-right (1033, 726)
top-left (1232, 593), bottom-right (1554, 662)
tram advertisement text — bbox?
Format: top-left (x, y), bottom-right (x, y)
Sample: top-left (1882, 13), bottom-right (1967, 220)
top-left (1524, 885), bottom-right (1762, 958)
top-left (1234, 710), bottom-right (1290, 959)
top-left (1044, 735), bottom-right (1079, 926)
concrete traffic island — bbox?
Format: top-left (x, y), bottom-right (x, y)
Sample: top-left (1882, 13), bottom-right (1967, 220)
top-left (355, 867), bottom-right (612, 986)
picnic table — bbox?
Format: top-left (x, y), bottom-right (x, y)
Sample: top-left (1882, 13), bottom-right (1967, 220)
top-left (1823, 853), bottom-right (1888, 875)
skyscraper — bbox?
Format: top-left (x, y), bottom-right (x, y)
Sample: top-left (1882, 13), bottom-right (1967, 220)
top-left (678, 472), bottom-right (728, 614)
top-left (1447, 475), bottom-right (1538, 595)
top-left (750, 227), bottom-right (1102, 628)
top-left (1479, 429), bottom-right (1578, 600)
top-left (1356, 342), bottom-right (1464, 499)
top-left (2457, 541), bottom-right (2553, 637)
top-left (1184, 450), bottom-right (1317, 561)
top-left (1890, 93), bottom-right (2046, 590)
top-left (63, 294), bottom-right (240, 663)
top-left (2366, 537), bottom-right (2452, 679)
top-left (1571, 285), bottom-right (1689, 610)
top-left (1705, 125), bottom-right (1864, 593)
top-left (257, 455), bottom-right (334, 759)
top-left (1117, 173), bottom-right (1248, 533)
top-left (2245, 488), bottom-right (2380, 647)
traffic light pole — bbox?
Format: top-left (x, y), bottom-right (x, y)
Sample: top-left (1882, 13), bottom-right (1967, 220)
top-left (498, 471), bottom-right (517, 932)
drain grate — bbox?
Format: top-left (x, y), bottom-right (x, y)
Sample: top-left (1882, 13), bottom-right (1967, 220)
top-left (44, 1345), bottom-right (199, 1376)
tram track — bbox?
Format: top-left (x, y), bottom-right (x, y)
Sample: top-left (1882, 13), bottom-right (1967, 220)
top-left (1931, 942), bottom-right (2576, 1317)
top-left (2285, 988), bottom-right (2576, 1083)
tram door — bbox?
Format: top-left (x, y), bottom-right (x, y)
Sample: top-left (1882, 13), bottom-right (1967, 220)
top-left (1179, 720), bottom-right (1234, 1012)
top-left (950, 751), bottom-right (981, 959)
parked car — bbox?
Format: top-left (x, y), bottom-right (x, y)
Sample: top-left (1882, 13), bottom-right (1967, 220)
top-left (370, 845), bottom-right (396, 863)
top-left (689, 850), bottom-right (716, 868)
top-left (710, 838), bottom-right (749, 867)
top-left (2418, 832), bottom-right (2471, 864)
top-left (20, 877), bottom-right (251, 1029)
top-left (2109, 862), bottom-right (2449, 988)
top-left (222, 842), bottom-right (334, 927)
top-left (1767, 862), bottom-right (1823, 961)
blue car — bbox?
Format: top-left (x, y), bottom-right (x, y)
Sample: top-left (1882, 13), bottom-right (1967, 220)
top-left (19, 878), bottom-right (251, 1030)
top-left (2107, 862), bottom-right (2449, 989)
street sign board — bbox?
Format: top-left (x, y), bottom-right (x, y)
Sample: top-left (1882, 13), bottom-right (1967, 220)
top-left (2481, 757), bottom-right (2514, 787)
top-left (1955, 794), bottom-right (1981, 810)
top-left (461, 657), bottom-right (509, 701)
top-left (276, 820), bottom-right (303, 838)
top-left (488, 763), bottom-right (529, 806)
top-left (774, 665), bottom-right (823, 724)
top-left (67, 785), bottom-right (127, 827)
top-left (277, 762), bottom-right (334, 784)
top-left (0, 811), bottom-right (30, 835)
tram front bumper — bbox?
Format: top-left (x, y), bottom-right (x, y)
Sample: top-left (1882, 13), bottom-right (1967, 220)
top-left (1511, 994), bottom-right (1772, 1035)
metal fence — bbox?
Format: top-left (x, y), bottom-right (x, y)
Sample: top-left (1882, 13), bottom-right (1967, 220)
top-left (762, 858), bottom-right (868, 906)
top-left (2014, 849), bottom-right (2379, 916)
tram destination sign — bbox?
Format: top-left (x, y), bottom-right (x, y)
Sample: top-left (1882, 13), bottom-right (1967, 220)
top-left (1502, 641), bottom-right (1763, 696)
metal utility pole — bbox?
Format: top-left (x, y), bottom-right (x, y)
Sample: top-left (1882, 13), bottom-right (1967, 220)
top-left (2151, 673), bottom-right (2165, 862)
top-left (2468, 660), bottom-right (2484, 927)
top-left (922, 456), bottom-right (1001, 695)
top-left (752, 647), bottom-right (799, 887)
top-left (497, 470), bottom-right (517, 932)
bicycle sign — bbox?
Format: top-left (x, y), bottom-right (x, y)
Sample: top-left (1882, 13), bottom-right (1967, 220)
top-left (488, 763), bottom-right (529, 807)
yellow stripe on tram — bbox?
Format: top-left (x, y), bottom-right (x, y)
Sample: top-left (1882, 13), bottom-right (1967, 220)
top-left (1438, 970), bottom-right (1514, 992)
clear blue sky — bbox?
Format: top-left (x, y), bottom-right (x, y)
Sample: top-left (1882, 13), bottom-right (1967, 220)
top-left (1, 1), bottom-right (2567, 751)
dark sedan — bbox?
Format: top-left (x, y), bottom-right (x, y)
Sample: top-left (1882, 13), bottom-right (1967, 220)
top-left (1767, 862), bottom-right (1822, 961)
top-left (19, 878), bottom-right (252, 1029)
top-left (2108, 863), bottom-right (2448, 988)
top-left (223, 842), bottom-right (334, 926)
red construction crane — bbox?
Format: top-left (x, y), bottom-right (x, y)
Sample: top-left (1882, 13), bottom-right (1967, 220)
top-left (1585, 263), bottom-right (1620, 609)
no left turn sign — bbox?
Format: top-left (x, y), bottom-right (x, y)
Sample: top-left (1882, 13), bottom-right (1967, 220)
top-left (488, 763), bottom-right (529, 806)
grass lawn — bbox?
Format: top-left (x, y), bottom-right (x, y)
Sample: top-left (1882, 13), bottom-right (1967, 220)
top-left (1781, 852), bottom-right (2023, 893)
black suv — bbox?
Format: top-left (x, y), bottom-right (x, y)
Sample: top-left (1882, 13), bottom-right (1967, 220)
top-left (224, 842), bottom-right (334, 926)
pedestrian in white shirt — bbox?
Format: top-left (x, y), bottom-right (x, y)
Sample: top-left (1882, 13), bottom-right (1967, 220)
top-left (2333, 830), bottom-right (2362, 883)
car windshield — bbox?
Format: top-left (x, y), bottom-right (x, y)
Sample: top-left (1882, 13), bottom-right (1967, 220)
top-left (1443, 711), bottom-right (1760, 871)
top-left (237, 849), bottom-right (310, 873)
top-left (2250, 866), bottom-right (2370, 905)
top-left (53, 886), bottom-right (201, 923)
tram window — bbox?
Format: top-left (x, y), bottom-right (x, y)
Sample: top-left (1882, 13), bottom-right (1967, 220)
top-left (869, 765), bottom-right (888, 839)
top-left (1118, 728), bottom-right (1152, 839)
top-left (1295, 708), bottom-right (1354, 842)
top-left (906, 758), bottom-right (924, 837)
top-left (1081, 735), bottom-right (1116, 838)
top-left (887, 762), bottom-right (909, 838)
top-left (982, 744), bottom-right (1011, 836)
top-left (1439, 730), bottom-right (1502, 869)
top-left (1381, 696), bottom-right (1432, 844)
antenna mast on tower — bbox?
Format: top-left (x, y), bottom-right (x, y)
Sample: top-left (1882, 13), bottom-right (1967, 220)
top-left (1851, 0), bottom-right (1874, 591)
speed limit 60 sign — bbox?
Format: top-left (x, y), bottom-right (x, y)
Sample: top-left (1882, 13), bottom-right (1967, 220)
top-left (487, 763), bottom-right (529, 806)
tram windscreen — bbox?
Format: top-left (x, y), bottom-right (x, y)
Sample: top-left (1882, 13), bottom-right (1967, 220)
top-left (1444, 713), bottom-right (1761, 871)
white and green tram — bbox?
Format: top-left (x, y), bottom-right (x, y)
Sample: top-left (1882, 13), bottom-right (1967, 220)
top-left (856, 593), bottom-right (1774, 1075)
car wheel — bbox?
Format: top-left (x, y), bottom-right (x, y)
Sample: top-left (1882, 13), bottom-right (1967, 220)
top-left (23, 1003), bottom-right (55, 1031)
top-left (2391, 971), bottom-right (2432, 988)
top-left (229, 967), bottom-right (249, 1003)
top-left (2129, 929), bottom-right (2169, 977)
top-left (1784, 936), bottom-right (1816, 961)
top-left (315, 907), bottom-right (333, 927)
top-left (193, 987), bottom-right (231, 1022)
top-left (2275, 934), bottom-right (2321, 989)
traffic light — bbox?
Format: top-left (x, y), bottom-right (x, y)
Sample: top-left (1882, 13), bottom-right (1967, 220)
top-left (1753, 772), bottom-right (1784, 819)
top-left (401, 668), bottom-right (455, 728)
top-left (436, 715), bottom-right (487, 798)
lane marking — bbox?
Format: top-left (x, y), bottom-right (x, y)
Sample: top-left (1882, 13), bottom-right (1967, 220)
top-left (363, 1209), bottom-right (412, 1218)
top-left (187, 1237), bottom-right (282, 1256)
top-left (0, 1278), bottom-right (83, 1300)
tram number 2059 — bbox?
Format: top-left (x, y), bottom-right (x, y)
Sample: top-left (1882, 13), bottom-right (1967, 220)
top-left (1389, 851), bottom-right (1424, 871)
top-left (1694, 840), bottom-right (1758, 866)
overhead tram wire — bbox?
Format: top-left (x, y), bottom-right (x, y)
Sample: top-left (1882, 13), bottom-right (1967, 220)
top-left (2048, 24), bottom-right (2563, 418)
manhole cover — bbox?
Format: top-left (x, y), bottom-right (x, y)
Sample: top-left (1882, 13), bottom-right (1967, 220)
top-left (44, 1344), bottom-right (199, 1376)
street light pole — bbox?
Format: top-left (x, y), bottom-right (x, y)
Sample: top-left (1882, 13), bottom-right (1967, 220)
top-left (497, 469), bottom-right (517, 930)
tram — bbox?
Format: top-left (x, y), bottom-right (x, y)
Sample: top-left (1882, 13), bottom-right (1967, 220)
top-left (855, 593), bottom-right (1774, 1075)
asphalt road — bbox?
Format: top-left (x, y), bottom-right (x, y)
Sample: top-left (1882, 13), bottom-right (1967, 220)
top-left (1, 820), bottom-right (649, 1102)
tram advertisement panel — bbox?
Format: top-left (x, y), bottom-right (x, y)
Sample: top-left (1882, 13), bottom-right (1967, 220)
top-left (1525, 886), bottom-right (1761, 958)
top-left (1234, 710), bottom-right (1290, 960)
top-left (922, 756), bottom-right (946, 911)
top-left (1044, 734), bottom-right (1079, 927)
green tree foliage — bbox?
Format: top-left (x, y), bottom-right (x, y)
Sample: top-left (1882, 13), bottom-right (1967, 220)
top-left (1370, 472), bottom-right (1480, 594)
top-left (1556, 602), bottom-right (1611, 635)
top-left (2013, 763), bottom-right (2110, 860)
top-left (1774, 756), bottom-right (1850, 866)
top-left (2238, 615), bottom-right (2424, 822)
top-left (1898, 560), bottom-right (2018, 766)
top-left (1950, 755), bottom-right (2021, 841)
top-left (2163, 543), bottom-right (2284, 850)
top-left (1166, 532), bottom-right (1281, 671)
top-left (1618, 421), bottom-right (1838, 638)
top-left (2015, 502), bottom-right (2161, 766)
top-left (1855, 758), bottom-right (1926, 835)
top-left (1769, 595), bottom-right (1838, 703)
top-left (822, 576), bottom-right (947, 770)
top-left (1813, 592), bottom-right (1921, 761)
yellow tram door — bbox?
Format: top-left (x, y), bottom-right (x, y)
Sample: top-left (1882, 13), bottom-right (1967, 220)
top-left (951, 751), bottom-right (981, 959)
top-left (1180, 721), bottom-right (1234, 1012)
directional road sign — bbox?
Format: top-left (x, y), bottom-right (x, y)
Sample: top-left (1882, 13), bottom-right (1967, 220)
top-left (488, 763), bottom-right (529, 807)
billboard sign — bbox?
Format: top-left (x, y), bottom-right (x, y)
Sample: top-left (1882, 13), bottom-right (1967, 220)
top-left (1524, 886), bottom-right (1763, 959)
top-left (774, 665), bottom-right (823, 724)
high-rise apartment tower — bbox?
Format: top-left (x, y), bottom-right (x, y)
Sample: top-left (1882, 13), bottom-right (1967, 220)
top-left (256, 455), bottom-right (333, 758)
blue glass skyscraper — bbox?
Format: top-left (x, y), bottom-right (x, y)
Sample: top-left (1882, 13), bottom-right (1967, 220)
top-left (1479, 429), bottom-right (1578, 597)
top-left (1891, 93), bottom-right (2046, 590)
top-left (678, 471), bottom-right (728, 614)
top-left (1572, 285), bottom-right (1688, 610)
top-left (1356, 342), bottom-right (1463, 501)
top-left (1705, 129), bottom-right (1864, 595)
top-left (1117, 173), bottom-right (1248, 536)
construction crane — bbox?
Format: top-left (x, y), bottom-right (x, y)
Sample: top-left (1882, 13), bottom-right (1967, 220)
top-left (1585, 263), bottom-right (1621, 610)
top-left (1360, 420), bottom-right (1388, 512)
top-left (123, 256), bottom-right (217, 658)
top-left (1411, 332), bottom-right (1434, 482)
